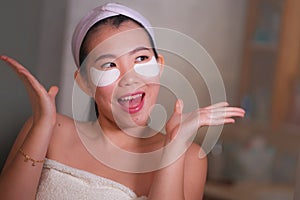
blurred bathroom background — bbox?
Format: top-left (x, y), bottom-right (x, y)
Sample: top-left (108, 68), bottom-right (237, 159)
top-left (1, 0), bottom-right (299, 199)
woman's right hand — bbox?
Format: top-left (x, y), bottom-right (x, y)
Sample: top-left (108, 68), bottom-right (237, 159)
top-left (0, 55), bottom-right (59, 126)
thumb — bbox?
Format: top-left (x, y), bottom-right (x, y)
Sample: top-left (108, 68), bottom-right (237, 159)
top-left (174, 99), bottom-right (183, 114)
top-left (166, 99), bottom-right (183, 136)
top-left (48, 86), bottom-right (59, 100)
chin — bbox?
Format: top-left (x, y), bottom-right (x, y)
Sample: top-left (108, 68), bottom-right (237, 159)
top-left (116, 111), bottom-right (150, 129)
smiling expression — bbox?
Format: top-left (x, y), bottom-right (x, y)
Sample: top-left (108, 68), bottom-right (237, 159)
top-left (81, 21), bottom-right (164, 129)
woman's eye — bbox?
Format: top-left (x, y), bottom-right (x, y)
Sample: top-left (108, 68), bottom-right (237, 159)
top-left (101, 62), bottom-right (116, 68)
top-left (135, 56), bottom-right (149, 63)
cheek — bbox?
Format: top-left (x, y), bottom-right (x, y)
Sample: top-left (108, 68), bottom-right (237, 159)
top-left (94, 84), bottom-right (115, 100)
top-left (90, 67), bottom-right (120, 87)
top-left (94, 87), bottom-right (115, 116)
top-left (147, 84), bottom-right (161, 103)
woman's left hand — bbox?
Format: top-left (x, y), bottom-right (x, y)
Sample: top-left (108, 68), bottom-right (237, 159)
top-left (165, 100), bottom-right (245, 143)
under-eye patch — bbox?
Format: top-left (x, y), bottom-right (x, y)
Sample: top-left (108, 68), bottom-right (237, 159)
top-left (89, 56), bottom-right (159, 87)
top-left (90, 67), bottom-right (120, 87)
top-left (134, 56), bottom-right (160, 77)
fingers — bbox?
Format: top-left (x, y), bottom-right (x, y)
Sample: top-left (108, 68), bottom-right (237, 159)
top-left (1, 55), bottom-right (37, 85)
top-left (1, 55), bottom-right (46, 94)
top-left (19, 68), bottom-right (45, 93)
top-left (199, 103), bottom-right (245, 126)
top-left (1, 55), bottom-right (30, 74)
top-left (201, 118), bottom-right (235, 126)
top-left (202, 102), bottom-right (245, 118)
top-left (1, 55), bottom-right (58, 117)
top-left (201, 107), bottom-right (245, 118)
top-left (204, 102), bottom-right (229, 109)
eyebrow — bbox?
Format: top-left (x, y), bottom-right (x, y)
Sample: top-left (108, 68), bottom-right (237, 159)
top-left (94, 46), bottom-right (151, 63)
top-left (94, 54), bottom-right (116, 63)
top-left (128, 46), bottom-right (151, 56)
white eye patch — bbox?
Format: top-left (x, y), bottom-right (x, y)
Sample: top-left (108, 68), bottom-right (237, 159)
top-left (90, 67), bottom-right (120, 87)
top-left (89, 57), bottom-right (160, 87)
top-left (134, 56), bottom-right (160, 77)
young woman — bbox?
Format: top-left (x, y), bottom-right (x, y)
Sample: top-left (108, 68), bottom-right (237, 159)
top-left (0, 3), bottom-right (245, 200)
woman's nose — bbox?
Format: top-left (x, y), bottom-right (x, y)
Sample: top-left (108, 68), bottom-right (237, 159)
top-left (118, 67), bottom-right (142, 87)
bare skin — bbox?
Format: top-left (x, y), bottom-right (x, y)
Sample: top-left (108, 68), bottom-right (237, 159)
top-left (0, 22), bottom-right (245, 200)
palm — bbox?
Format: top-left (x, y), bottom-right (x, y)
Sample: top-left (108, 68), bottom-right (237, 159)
top-left (1, 55), bottom-right (58, 125)
top-left (166, 100), bottom-right (245, 143)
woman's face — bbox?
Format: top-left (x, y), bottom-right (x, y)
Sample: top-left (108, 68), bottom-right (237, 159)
top-left (82, 21), bottom-right (164, 129)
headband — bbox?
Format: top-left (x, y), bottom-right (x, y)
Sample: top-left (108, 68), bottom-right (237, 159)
top-left (71, 3), bottom-right (155, 68)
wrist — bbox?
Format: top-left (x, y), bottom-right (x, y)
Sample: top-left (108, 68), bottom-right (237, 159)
top-left (33, 113), bottom-right (57, 127)
top-left (31, 118), bottom-right (56, 133)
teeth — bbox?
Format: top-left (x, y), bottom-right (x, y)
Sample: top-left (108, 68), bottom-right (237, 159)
top-left (120, 93), bottom-right (143, 102)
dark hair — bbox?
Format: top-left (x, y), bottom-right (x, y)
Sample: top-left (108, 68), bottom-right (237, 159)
top-left (79, 14), bottom-right (158, 71)
top-left (78, 15), bottom-right (158, 118)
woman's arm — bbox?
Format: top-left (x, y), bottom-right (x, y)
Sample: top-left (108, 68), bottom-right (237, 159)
top-left (148, 153), bottom-right (186, 200)
top-left (183, 144), bottom-right (207, 200)
top-left (148, 100), bottom-right (244, 200)
top-left (148, 144), bottom-right (207, 200)
top-left (0, 55), bottom-right (59, 200)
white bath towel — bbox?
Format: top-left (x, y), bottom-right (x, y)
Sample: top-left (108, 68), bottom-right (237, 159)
top-left (36, 159), bottom-right (148, 200)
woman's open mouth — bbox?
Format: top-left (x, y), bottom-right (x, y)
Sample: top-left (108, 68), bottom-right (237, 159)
top-left (118, 92), bottom-right (145, 114)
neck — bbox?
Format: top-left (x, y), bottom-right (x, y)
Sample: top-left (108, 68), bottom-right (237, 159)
top-left (96, 116), bottom-right (159, 152)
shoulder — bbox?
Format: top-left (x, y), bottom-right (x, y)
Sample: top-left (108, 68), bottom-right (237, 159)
top-left (47, 113), bottom-right (78, 158)
top-left (55, 113), bottom-right (75, 127)
top-left (7, 113), bottom-right (75, 145)
top-left (51, 113), bottom-right (79, 136)
top-left (183, 142), bottom-right (207, 199)
top-left (50, 113), bottom-right (77, 138)
top-left (51, 113), bottom-right (77, 138)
